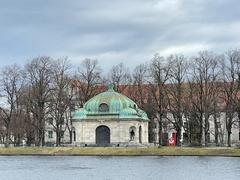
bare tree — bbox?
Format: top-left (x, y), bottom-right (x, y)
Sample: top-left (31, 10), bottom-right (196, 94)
top-left (75, 58), bottom-right (102, 107)
top-left (25, 57), bottom-right (53, 146)
top-left (221, 50), bottom-right (240, 147)
top-left (49, 58), bottom-right (73, 146)
top-left (0, 64), bottom-right (25, 147)
top-left (130, 63), bottom-right (158, 143)
top-left (130, 63), bottom-right (148, 109)
top-left (187, 51), bottom-right (220, 146)
top-left (148, 54), bottom-right (171, 147)
top-left (108, 62), bottom-right (132, 92)
top-left (166, 54), bottom-right (188, 146)
top-left (15, 86), bottom-right (34, 146)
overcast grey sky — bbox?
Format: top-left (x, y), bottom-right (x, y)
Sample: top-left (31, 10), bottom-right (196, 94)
top-left (0, 0), bottom-right (239, 70)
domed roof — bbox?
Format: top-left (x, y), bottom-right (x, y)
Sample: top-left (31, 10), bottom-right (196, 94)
top-left (119, 107), bottom-right (148, 120)
top-left (84, 84), bottom-right (137, 113)
top-left (73, 84), bottom-right (149, 121)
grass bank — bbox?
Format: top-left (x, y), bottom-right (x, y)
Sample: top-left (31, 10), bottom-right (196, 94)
top-left (0, 147), bottom-right (240, 156)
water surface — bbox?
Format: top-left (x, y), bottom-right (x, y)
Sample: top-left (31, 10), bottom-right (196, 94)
top-left (0, 156), bottom-right (239, 180)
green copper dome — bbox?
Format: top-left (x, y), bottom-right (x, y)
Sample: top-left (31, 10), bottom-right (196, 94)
top-left (73, 84), bottom-right (149, 121)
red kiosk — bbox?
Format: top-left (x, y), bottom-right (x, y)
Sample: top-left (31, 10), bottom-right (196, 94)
top-left (168, 132), bottom-right (177, 146)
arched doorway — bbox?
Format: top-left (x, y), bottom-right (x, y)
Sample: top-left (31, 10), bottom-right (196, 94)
top-left (96, 126), bottom-right (110, 146)
top-left (139, 126), bottom-right (142, 143)
top-left (129, 126), bottom-right (136, 141)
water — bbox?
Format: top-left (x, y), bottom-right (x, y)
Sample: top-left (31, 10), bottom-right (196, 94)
top-left (0, 156), bottom-right (239, 180)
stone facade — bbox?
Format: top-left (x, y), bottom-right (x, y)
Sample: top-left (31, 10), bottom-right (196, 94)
top-left (73, 120), bottom-right (148, 146)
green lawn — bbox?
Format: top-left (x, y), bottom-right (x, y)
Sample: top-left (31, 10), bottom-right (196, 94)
top-left (0, 147), bottom-right (240, 156)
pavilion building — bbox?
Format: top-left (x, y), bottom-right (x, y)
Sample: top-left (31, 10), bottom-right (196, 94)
top-left (72, 84), bottom-right (149, 146)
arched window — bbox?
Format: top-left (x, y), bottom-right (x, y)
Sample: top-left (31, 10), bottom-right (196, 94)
top-left (99, 103), bottom-right (109, 112)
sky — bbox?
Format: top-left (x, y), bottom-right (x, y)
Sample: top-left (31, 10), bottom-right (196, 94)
top-left (0, 0), bottom-right (239, 71)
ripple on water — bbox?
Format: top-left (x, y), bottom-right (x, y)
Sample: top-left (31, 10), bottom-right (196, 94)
top-left (0, 156), bottom-right (239, 180)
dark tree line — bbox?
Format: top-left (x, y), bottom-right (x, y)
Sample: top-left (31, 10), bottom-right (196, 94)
top-left (0, 49), bottom-right (240, 147)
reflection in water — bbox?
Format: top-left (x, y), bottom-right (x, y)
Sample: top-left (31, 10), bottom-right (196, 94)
top-left (0, 156), bottom-right (239, 180)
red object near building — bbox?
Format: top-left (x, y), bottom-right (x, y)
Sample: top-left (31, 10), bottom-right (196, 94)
top-left (168, 132), bottom-right (176, 146)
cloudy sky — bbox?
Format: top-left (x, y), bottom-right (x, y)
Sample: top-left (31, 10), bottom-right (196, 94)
top-left (0, 0), bottom-right (239, 70)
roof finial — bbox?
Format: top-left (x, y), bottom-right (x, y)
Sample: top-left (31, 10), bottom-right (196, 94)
top-left (108, 84), bottom-right (115, 91)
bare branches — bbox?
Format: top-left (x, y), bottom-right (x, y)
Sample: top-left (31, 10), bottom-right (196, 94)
top-left (48, 58), bottom-right (73, 146)
top-left (220, 49), bottom-right (240, 146)
top-left (76, 58), bottom-right (102, 107)
top-left (108, 62), bottom-right (132, 92)
top-left (186, 51), bottom-right (220, 146)
top-left (148, 54), bottom-right (172, 146)
top-left (25, 56), bottom-right (53, 146)
top-left (0, 64), bottom-right (25, 147)
top-left (166, 54), bottom-right (188, 145)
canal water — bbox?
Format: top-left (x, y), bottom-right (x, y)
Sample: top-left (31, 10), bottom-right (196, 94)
top-left (0, 156), bottom-right (239, 180)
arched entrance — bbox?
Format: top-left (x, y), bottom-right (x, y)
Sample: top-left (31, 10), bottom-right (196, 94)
top-left (129, 126), bottom-right (136, 141)
top-left (139, 126), bottom-right (142, 143)
top-left (96, 125), bottom-right (110, 146)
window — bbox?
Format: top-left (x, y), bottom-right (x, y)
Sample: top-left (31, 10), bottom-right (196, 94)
top-left (48, 131), bottom-right (53, 139)
top-left (99, 103), bottom-right (109, 112)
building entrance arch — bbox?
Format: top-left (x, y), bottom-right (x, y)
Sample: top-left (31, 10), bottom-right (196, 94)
top-left (96, 125), bottom-right (110, 146)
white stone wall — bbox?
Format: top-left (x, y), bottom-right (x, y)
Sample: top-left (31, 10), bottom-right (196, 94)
top-left (73, 120), bottom-right (148, 145)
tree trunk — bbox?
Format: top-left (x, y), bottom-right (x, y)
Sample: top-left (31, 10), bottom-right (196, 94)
top-left (38, 128), bottom-right (45, 147)
top-left (204, 131), bottom-right (208, 147)
top-left (56, 132), bottom-right (59, 146)
top-left (16, 134), bottom-right (21, 146)
top-left (214, 117), bottom-right (219, 146)
top-left (56, 131), bottom-right (61, 147)
top-left (215, 129), bottom-right (219, 146)
top-left (158, 119), bottom-right (162, 147)
top-left (227, 131), bottom-right (231, 147)
top-left (176, 127), bottom-right (181, 146)
top-left (5, 122), bottom-right (11, 148)
top-left (41, 131), bottom-right (45, 146)
top-left (5, 130), bottom-right (10, 148)
top-left (27, 133), bottom-right (33, 146)
top-left (199, 118), bottom-right (203, 146)
top-left (204, 115), bottom-right (209, 147)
